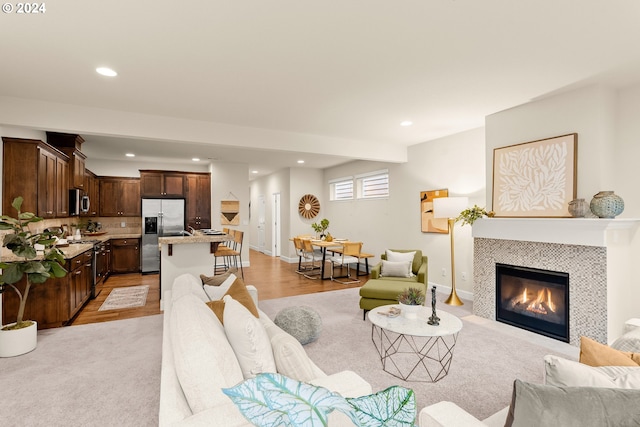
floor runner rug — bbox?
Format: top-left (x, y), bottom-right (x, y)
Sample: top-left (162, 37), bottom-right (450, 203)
top-left (99, 285), bottom-right (149, 311)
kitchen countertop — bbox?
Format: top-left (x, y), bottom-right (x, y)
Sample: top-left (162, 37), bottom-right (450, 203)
top-left (0, 233), bottom-right (142, 262)
top-left (158, 232), bottom-right (229, 245)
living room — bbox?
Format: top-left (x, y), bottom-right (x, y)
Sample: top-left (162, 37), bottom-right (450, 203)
top-left (2, 2), bottom-right (640, 426)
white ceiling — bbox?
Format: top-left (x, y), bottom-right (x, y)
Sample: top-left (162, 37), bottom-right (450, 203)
top-left (1, 0), bottom-right (640, 178)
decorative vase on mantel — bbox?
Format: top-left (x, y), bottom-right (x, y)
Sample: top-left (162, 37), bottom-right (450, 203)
top-left (590, 191), bottom-right (625, 219)
top-left (568, 198), bottom-right (589, 218)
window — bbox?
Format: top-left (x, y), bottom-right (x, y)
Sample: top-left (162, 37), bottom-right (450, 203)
top-left (356, 170), bottom-right (389, 199)
top-left (329, 176), bottom-right (353, 201)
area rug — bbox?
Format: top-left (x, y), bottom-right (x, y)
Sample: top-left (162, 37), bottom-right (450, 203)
top-left (98, 285), bottom-right (149, 311)
top-left (259, 288), bottom-right (576, 421)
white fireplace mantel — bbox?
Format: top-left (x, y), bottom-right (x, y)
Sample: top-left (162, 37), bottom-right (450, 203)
top-left (472, 217), bottom-right (640, 247)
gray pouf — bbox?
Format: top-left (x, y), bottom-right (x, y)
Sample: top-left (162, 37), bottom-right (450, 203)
top-left (274, 306), bottom-right (322, 345)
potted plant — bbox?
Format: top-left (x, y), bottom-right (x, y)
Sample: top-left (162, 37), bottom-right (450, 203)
top-left (456, 205), bottom-right (494, 226)
top-left (311, 218), bottom-right (330, 239)
top-left (397, 287), bottom-right (425, 319)
top-left (0, 197), bottom-right (67, 357)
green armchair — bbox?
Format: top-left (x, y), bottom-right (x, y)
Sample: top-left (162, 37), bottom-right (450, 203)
top-left (359, 249), bottom-right (428, 319)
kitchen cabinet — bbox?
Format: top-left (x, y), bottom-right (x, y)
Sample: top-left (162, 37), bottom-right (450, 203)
top-left (2, 137), bottom-right (69, 219)
top-left (1, 249), bottom-right (93, 329)
top-left (140, 170), bottom-right (185, 197)
top-left (111, 238), bottom-right (140, 273)
top-left (99, 177), bottom-right (141, 217)
top-left (185, 173), bottom-right (211, 229)
top-left (47, 132), bottom-right (86, 190)
top-left (83, 169), bottom-right (100, 217)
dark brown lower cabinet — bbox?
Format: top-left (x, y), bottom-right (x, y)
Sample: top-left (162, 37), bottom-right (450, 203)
top-left (1, 249), bottom-right (93, 329)
top-left (111, 238), bottom-right (141, 274)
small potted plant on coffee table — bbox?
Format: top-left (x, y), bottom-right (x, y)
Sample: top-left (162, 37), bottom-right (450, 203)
top-left (0, 196), bottom-right (67, 357)
top-left (397, 287), bottom-right (425, 319)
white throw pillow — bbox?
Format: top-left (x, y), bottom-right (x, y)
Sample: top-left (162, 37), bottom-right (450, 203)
top-left (170, 293), bottom-right (243, 414)
top-left (385, 250), bottom-right (416, 275)
top-left (223, 295), bottom-right (277, 379)
top-left (270, 329), bottom-right (318, 382)
top-left (544, 354), bottom-right (640, 388)
top-left (611, 327), bottom-right (640, 353)
top-left (380, 260), bottom-right (412, 278)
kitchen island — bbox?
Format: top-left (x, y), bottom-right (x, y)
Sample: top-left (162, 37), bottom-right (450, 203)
top-left (158, 232), bottom-right (230, 308)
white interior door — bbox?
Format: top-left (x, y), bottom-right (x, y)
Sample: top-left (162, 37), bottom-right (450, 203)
top-left (258, 195), bottom-right (266, 253)
top-left (272, 192), bottom-right (281, 257)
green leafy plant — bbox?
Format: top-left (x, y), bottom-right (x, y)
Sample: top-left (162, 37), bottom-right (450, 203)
top-left (455, 205), bottom-right (493, 226)
top-left (311, 218), bottom-right (330, 235)
top-left (223, 372), bottom-right (416, 427)
top-left (397, 287), bottom-right (425, 306)
top-left (0, 197), bottom-right (67, 330)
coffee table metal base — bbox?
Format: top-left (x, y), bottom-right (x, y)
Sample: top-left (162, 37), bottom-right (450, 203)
top-left (371, 324), bottom-right (459, 382)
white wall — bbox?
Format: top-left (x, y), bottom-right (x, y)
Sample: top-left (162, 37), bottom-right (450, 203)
top-left (614, 81), bottom-right (640, 217)
top-left (287, 168), bottom-right (324, 259)
top-left (485, 85), bottom-right (619, 211)
top-left (249, 169), bottom-right (290, 256)
top-left (211, 162), bottom-right (250, 266)
top-left (323, 128), bottom-right (486, 296)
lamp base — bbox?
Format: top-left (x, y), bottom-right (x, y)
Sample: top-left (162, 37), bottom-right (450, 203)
top-left (444, 289), bottom-right (464, 306)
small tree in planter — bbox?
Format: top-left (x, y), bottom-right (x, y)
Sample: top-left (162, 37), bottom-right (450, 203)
top-left (0, 197), bottom-right (67, 355)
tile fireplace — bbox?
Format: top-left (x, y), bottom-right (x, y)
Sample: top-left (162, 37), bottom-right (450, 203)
top-left (472, 218), bottom-right (640, 346)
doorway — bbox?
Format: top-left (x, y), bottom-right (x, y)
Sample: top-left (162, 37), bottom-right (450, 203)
top-left (258, 195), bottom-right (266, 253)
top-left (272, 192), bottom-right (281, 257)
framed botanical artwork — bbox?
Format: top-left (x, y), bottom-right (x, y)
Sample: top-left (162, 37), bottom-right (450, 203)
top-left (420, 189), bottom-right (449, 233)
top-left (492, 133), bottom-right (577, 217)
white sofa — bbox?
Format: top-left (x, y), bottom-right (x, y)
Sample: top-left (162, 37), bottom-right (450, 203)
top-left (159, 273), bottom-right (373, 426)
top-left (420, 319), bottom-right (640, 427)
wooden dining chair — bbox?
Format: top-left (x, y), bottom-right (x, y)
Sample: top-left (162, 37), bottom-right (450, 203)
top-left (301, 238), bottom-right (323, 279)
top-left (328, 242), bottom-right (363, 284)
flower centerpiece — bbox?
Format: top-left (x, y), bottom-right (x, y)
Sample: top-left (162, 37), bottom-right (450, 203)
top-left (0, 196), bottom-right (67, 357)
top-left (456, 205), bottom-right (494, 226)
top-left (397, 287), bottom-right (425, 319)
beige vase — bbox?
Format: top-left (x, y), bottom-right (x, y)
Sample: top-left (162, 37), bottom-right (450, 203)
top-left (0, 321), bottom-right (38, 358)
top-left (399, 302), bottom-right (422, 319)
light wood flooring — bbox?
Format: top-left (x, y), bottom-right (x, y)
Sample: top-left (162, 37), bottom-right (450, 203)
top-left (71, 249), bottom-right (367, 326)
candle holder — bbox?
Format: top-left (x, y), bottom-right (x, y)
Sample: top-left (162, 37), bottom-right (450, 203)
top-left (427, 286), bottom-right (440, 326)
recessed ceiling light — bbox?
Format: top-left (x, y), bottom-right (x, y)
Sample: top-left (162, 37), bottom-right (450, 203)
top-left (96, 67), bottom-right (118, 77)
top-left (297, 160), bottom-right (305, 164)
top-left (192, 158), bottom-right (200, 162)
top-left (125, 153), bottom-right (135, 157)
top-left (400, 120), bottom-right (413, 127)
top-left (251, 170), bottom-right (258, 174)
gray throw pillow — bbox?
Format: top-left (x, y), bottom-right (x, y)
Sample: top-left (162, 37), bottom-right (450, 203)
top-left (504, 379), bottom-right (640, 427)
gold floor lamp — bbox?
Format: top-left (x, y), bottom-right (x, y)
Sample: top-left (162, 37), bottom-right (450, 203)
top-left (433, 196), bottom-right (468, 306)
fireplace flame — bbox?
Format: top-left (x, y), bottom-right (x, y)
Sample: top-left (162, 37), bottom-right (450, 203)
top-left (515, 287), bottom-right (556, 315)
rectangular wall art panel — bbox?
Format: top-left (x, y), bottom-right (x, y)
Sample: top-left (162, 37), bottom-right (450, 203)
top-left (492, 134), bottom-right (577, 217)
top-left (221, 200), bottom-right (240, 225)
top-left (420, 189), bottom-right (449, 233)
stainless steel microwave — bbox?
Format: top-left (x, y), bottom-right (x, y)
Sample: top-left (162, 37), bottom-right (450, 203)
top-left (69, 189), bottom-right (90, 215)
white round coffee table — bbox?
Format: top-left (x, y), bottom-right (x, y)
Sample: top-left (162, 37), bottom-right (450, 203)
top-left (368, 304), bottom-right (463, 382)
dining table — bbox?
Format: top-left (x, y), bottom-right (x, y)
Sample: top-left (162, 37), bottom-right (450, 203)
top-left (308, 239), bottom-right (373, 280)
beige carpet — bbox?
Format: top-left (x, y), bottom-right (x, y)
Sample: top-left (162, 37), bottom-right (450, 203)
top-left (0, 315), bottom-right (162, 427)
top-left (99, 285), bottom-right (149, 311)
top-left (258, 287), bottom-right (574, 421)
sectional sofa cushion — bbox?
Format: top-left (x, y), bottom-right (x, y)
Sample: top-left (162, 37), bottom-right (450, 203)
top-left (579, 336), bottom-right (640, 367)
top-left (206, 277), bottom-right (260, 323)
top-left (380, 260), bottom-right (412, 278)
top-left (204, 274), bottom-right (238, 300)
top-left (170, 293), bottom-right (243, 414)
top-left (504, 379), bottom-right (640, 427)
top-left (544, 354), bottom-right (640, 388)
top-left (172, 273), bottom-right (210, 303)
top-left (223, 295), bottom-right (276, 379)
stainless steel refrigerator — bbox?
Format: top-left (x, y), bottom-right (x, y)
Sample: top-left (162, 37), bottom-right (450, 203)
top-left (141, 198), bottom-right (186, 273)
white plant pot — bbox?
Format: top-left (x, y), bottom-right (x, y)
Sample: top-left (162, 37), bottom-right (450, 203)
top-left (399, 302), bottom-right (422, 319)
top-left (0, 321), bottom-right (37, 357)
